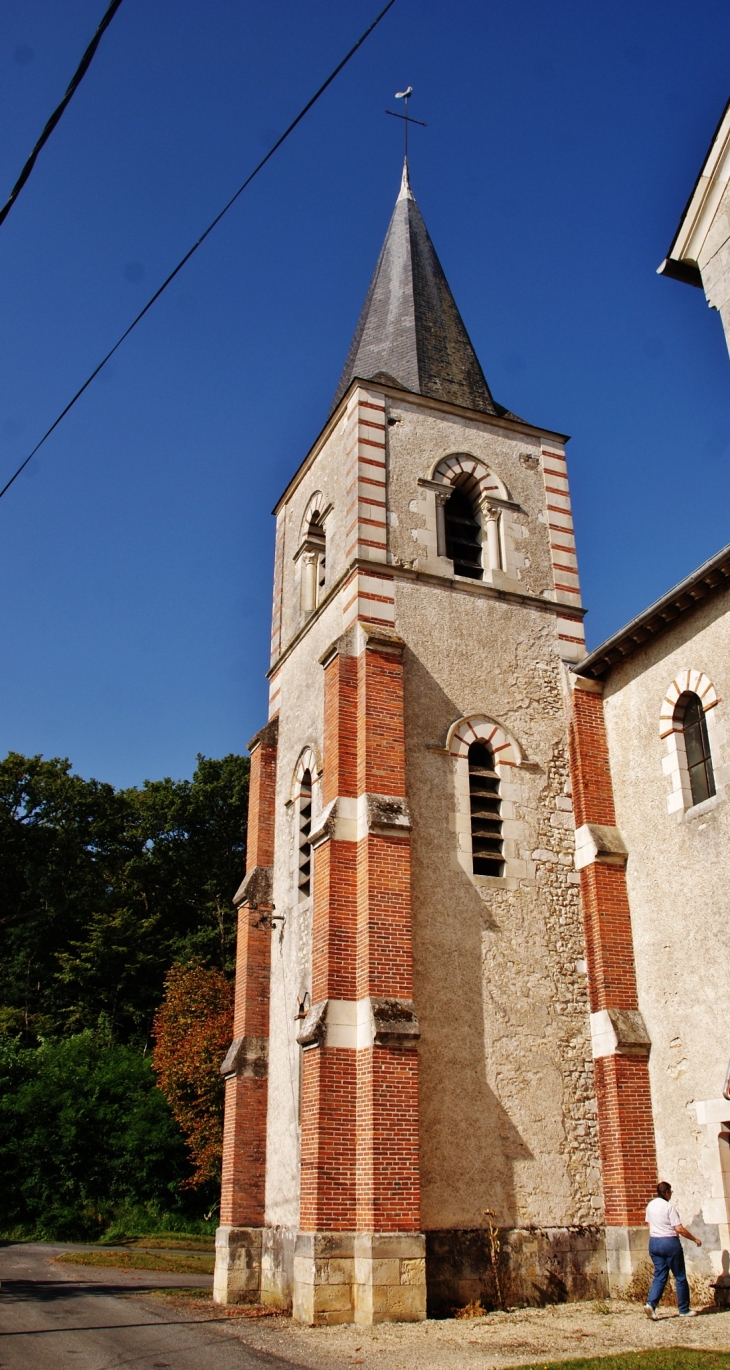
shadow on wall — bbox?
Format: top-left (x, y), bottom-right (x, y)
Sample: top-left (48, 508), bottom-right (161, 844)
top-left (403, 647), bottom-right (532, 1232)
top-left (425, 1226), bottom-right (607, 1316)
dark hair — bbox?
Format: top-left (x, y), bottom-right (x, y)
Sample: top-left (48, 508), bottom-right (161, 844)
top-left (657, 1181), bottom-right (672, 1200)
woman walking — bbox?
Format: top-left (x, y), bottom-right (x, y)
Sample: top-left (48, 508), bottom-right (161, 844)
top-left (644, 1181), bottom-right (702, 1319)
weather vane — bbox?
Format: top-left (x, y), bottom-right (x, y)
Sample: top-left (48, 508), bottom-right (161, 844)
top-left (385, 87), bottom-right (426, 161)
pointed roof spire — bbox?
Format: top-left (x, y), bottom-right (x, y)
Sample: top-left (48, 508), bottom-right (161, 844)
top-left (331, 163), bottom-right (512, 418)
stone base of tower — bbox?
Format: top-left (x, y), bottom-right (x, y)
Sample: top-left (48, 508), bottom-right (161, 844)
top-left (293, 1232), bottom-right (427, 1326)
top-left (604, 1226), bottom-right (650, 1297)
top-left (214, 1227), bottom-right (427, 1323)
top-left (213, 1226), bottom-right (263, 1305)
top-left (425, 1226), bottom-right (608, 1316)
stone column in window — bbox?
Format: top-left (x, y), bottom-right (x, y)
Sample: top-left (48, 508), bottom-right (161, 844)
top-left (481, 501), bottom-right (502, 572)
top-left (301, 550), bottom-right (318, 614)
top-left (434, 489), bottom-right (449, 558)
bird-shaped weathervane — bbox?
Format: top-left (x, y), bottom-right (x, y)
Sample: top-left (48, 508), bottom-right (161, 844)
top-left (386, 86), bottom-right (426, 160)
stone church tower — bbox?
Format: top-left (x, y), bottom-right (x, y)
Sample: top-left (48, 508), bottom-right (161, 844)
top-left (214, 161), bottom-right (608, 1322)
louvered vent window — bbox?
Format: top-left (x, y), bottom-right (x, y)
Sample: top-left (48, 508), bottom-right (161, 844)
top-left (681, 693), bottom-right (715, 807)
top-left (468, 741), bottom-right (504, 876)
top-left (444, 479), bottom-right (483, 580)
top-left (298, 770), bottom-right (312, 899)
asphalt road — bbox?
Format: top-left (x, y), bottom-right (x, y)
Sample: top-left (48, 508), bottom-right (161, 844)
top-left (0, 1242), bottom-right (304, 1370)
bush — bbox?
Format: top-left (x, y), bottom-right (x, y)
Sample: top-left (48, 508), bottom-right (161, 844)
top-left (0, 1032), bottom-right (204, 1240)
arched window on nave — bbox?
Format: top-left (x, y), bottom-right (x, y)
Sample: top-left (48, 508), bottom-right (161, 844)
top-left (676, 691), bottom-right (715, 807)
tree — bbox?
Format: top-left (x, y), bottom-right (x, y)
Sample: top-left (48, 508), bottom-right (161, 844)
top-left (0, 751), bottom-right (249, 1044)
top-left (152, 962), bottom-right (234, 1187)
top-left (0, 1031), bottom-right (193, 1238)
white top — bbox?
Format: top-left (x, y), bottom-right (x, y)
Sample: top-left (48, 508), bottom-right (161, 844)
top-left (645, 1197), bottom-right (682, 1238)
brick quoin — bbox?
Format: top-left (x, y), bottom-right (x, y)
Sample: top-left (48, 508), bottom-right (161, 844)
top-left (322, 653), bottom-right (358, 804)
top-left (300, 1047), bottom-right (357, 1230)
top-left (300, 633), bottom-right (422, 1236)
top-left (355, 637), bottom-right (420, 1233)
top-left (357, 1045), bottom-right (420, 1230)
top-left (568, 685), bottom-right (657, 1226)
top-left (219, 725), bottom-right (277, 1228)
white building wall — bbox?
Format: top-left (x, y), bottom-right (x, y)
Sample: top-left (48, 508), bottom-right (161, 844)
top-left (601, 590), bottom-right (730, 1279)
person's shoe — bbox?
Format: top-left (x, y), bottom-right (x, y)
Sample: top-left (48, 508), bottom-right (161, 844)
top-left (644, 1304), bottom-right (657, 1320)
top-left (678, 1309), bottom-right (698, 1317)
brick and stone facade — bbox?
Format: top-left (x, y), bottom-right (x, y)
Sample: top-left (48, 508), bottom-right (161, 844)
top-left (216, 162), bottom-right (614, 1321)
top-left (572, 557), bottom-right (730, 1296)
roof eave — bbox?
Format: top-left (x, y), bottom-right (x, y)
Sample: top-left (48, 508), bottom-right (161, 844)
top-left (573, 541), bottom-right (730, 681)
top-left (658, 94), bottom-right (730, 285)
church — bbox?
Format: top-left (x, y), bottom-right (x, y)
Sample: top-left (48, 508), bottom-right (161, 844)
top-left (213, 146), bottom-right (730, 1323)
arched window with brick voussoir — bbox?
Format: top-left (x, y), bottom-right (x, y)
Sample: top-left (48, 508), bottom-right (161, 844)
top-left (677, 691), bottom-right (715, 807)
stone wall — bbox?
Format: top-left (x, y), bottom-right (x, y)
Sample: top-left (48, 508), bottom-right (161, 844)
top-left (426, 1226), bottom-right (607, 1316)
top-left (601, 588), bottom-right (730, 1281)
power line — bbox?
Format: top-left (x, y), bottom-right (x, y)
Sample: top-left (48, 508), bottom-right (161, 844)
top-left (0, 0), bottom-right (396, 503)
top-left (0, 0), bottom-right (126, 230)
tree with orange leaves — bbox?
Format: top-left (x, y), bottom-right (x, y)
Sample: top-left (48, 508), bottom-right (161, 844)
top-left (152, 961), bottom-right (233, 1189)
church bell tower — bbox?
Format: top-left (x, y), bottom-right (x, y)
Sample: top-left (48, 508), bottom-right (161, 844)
top-left (214, 161), bottom-right (609, 1324)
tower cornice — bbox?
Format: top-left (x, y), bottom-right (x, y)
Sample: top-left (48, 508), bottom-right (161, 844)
top-left (271, 377), bottom-right (569, 516)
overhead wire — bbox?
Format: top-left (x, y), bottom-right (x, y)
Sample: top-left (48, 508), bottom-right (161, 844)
top-left (0, 0), bottom-right (126, 230)
top-left (0, 0), bottom-right (397, 503)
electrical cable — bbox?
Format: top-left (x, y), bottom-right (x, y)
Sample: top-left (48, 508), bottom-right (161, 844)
top-left (0, 0), bottom-right (126, 230)
top-left (0, 0), bottom-right (396, 503)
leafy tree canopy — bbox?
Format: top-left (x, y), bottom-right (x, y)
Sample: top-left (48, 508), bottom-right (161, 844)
top-left (0, 751), bottom-right (249, 1045)
top-left (0, 1030), bottom-right (197, 1239)
top-left (152, 962), bottom-right (234, 1188)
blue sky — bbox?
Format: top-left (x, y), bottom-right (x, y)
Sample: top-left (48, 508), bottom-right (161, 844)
top-left (1, 0), bottom-right (729, 788)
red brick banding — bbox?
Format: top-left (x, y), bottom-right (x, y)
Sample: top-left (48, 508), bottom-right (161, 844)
top-left (568, 685), bottom-right (657, 1227)
top-left (219, 724), bottom-right (278, 1228)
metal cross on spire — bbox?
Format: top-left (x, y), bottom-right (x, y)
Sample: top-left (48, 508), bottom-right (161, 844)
top-left (385, 86), bottom-right (426, 161)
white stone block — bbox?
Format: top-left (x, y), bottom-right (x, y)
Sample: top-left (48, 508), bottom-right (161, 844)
top-left (696, 1098), bottom-right (730, 1125)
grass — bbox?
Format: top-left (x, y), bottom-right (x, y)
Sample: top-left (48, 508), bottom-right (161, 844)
top-left (55, 1249), bottom-right (214, 1274)
top-left (517, 1352), bottom-right (730, 1369)
top-left (101, 1233), bottom-right (215, 1251)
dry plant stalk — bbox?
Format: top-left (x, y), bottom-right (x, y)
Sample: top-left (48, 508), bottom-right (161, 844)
top-left (483, 1208), bottom-right (504, 1310)
top-left (454, 1299), bottom-right (485, 1319)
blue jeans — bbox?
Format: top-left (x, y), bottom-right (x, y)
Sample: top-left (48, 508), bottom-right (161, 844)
top-left (647, 1236), bottom-right (690, 1313)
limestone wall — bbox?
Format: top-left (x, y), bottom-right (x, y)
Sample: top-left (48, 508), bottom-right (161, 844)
top-left (397, 577), bottom-right (602, 1231)
top-left (601, 589), bottom-right (730, 1278)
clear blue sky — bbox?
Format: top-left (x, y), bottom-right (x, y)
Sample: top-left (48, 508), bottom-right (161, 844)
top-left (1, 0), bottom-right (729, 788)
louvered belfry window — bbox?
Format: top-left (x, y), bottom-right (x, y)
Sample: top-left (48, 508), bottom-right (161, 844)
top-left (298, 770), bottom-right (312, 898)
top-left (444, 477), bottom-right (483, 580)
top-left (468, 741), bottom-right (504, 876)
top-left (681, 693), bottom-right (715, 807)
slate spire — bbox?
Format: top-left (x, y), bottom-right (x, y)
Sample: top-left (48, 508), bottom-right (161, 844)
top-left (331, 160), bottom-right (510, 417)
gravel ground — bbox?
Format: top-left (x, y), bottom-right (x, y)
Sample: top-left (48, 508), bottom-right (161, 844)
top-left (158, 1297), bottom-right (730, 1369)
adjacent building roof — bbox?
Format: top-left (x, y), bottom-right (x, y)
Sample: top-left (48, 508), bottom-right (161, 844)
top-left (573, 541), bottom-right (730, 680)
top-left (657, 95), bottom-right (730, 289)
top-left (330, 160), bottom-right (516, 419)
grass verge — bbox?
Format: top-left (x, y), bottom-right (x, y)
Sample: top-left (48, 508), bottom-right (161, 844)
top-left (517, 1351), bottom-right (730, 1369)
top-left (101, 1234), bottom-right (215, 1251)
top-left (55, 1250), bottom-right (214, 1274)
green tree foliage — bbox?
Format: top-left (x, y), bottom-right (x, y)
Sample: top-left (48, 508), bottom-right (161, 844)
top-left (0, 751), bottom-right (249, 1044)
top-left (0, 1031), bottom-right (196, 1239)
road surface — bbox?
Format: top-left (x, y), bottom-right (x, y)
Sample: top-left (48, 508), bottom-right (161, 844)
top-left (0, 1241), bottom-right (303, 1370)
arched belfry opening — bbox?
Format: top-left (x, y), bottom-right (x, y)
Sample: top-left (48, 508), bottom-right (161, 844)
top-left (468, 740), bottom-right (504, 876)
top-left (444, 476), bottom-right (483, 580)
